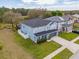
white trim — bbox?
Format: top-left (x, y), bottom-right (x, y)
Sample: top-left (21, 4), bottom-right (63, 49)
top-left (18, 30), bottom-right (29, 39)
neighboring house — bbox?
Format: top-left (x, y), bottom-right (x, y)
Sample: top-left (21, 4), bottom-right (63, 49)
top-left (72, 14), bottom-right (79, 23)
top-left (45, 16), bottom-right (73, 33)
top-left (18, 16), bottom-right (74, 43)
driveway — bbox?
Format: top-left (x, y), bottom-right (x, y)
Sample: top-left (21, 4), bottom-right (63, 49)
top-left (0, 29), bottom-right (33, 59)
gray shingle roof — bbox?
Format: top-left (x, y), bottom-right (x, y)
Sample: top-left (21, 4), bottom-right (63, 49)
top-left (62, 15), bottom-right (72, 21)
top-left (22, 18), bottom-right (51, 28)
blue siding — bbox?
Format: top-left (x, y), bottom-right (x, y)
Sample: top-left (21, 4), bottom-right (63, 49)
top-left (20, 24), bottom-right (37, 42)
top-left (20, 22), bottom-right (58, 43)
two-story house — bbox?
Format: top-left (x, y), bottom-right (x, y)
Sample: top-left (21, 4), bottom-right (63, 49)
top-left (45, 15), bottom-right (73, 33)
top-left (18, 16), bottom-right (73, 43)
top-left (19, 18), bottom-right (58, 43)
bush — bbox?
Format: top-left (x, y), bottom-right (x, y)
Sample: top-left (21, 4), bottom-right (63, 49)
top-left (0, 43), bottom-right (3, 50)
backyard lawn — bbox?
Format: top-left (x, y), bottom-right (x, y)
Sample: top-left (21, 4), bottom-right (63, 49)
top-left (75, 40), bottom-right (79, 44)
top-left (59, 32), bottom-right (79, 41)
top-left (14, 32), bottom-right (61, 59)
top-left (52, 48), bottom-right (73, 59)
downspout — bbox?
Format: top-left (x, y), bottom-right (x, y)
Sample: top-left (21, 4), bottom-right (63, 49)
top-left (57, 21), bottom-right (59, 36)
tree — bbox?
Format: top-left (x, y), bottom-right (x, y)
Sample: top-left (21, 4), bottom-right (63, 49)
top-left (51, 11), bottom-right (57, 16)
top-left (51, 11), bottom-right (63, 16)
top-left (56, 11), bottom-right (63, 16)
top-left (0, 7), bottom-right (9, 22)
top-left (43, 11), bottom-right (52, 18)
top-left (3, 11), bottom-right (23, 30)
top-left (27, 9), bottom-right (46, 18)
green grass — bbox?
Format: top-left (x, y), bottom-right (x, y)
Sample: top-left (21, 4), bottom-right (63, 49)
top-left (75, 40), bottom-right (79, 44)
top-left (53, 48), bottom-right (73, 59)
top-left (14, 32), bottom-right (61, 59)
top-left (73, 23), bottom-right (79, 30)
top-left (74, 23), bottom-right (79, 27)
top-left (74, 27), bottom-right (79, 30)
top-left (59, 32), bottom-right (79, 41)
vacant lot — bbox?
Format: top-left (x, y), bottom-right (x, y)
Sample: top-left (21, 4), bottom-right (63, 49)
top-left (0, 29), bottom-right (33, 59)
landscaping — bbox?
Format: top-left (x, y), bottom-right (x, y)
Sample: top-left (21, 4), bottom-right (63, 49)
top-left (52, 48), bottom-right (73, 59)
top-left (14, 32), bottom-right (61, 59)
top-left (59, 32), bottom-right (79, 41)
top-left (75, 40), bottom-right (79, 44)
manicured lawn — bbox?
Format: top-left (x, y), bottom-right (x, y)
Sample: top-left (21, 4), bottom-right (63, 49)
top-left (74, 27), bottom-right (79, 30)
top-left (75, 40), bottom-right (79, 44)
top-left (14, 33), bottom-right (61, 59)
top-left (52, 48), bottom-right (73, 59)
top-left (59, 32), bottom-right (79, 41)
top-left (73, 23), bottom-right (79, 30)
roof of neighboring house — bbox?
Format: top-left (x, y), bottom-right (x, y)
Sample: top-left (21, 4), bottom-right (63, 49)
top-left (73, 14), bottom-right (79, 18)
top-left (44, 16), bottom-right (64, 22)
top-left (62, 24), bottom-right (72, 27)
top-left (35, 29), bottom-right (57, 36)
top-left (62, 15), bottom-right (72, 21)
top-left (22, 18), bottom-right (51, 28)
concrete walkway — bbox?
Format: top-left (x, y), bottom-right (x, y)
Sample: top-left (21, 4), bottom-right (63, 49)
top-left (44, 46), bottom-right (66, 59)
top-left (71, 36), bottom-right (79, 42)
top-left (51, 36), bottom-right (79, 53)
top-left (44, 36), bottom-right (79, 59)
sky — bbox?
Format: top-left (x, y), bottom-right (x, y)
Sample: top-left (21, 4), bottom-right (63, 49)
top-left (0, 0), bottom-right (79, 10)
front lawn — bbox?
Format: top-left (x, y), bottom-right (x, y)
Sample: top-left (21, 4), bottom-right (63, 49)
top-left (73, 23), bottom-right (79, 30)
top-left (14, 33), bottom-right (61, 59)
top-left (52, 48), bottom-right (73, 59)
top-left (75, 40), bottom-right (79, 44)
top-left (74, 23), bottom-right (79, 28)
top-left (59, 32), bottom-right (79, 41)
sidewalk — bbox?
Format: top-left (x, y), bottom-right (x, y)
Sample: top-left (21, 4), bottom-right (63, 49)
top-left (71, 36), bottom-right (79, 42)
top-left (44, 46), bottom-right (65, 59)
top-left (44, 36), bottom-right (79, 59)
top-left (51, 36), bottom-right (79, 53)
